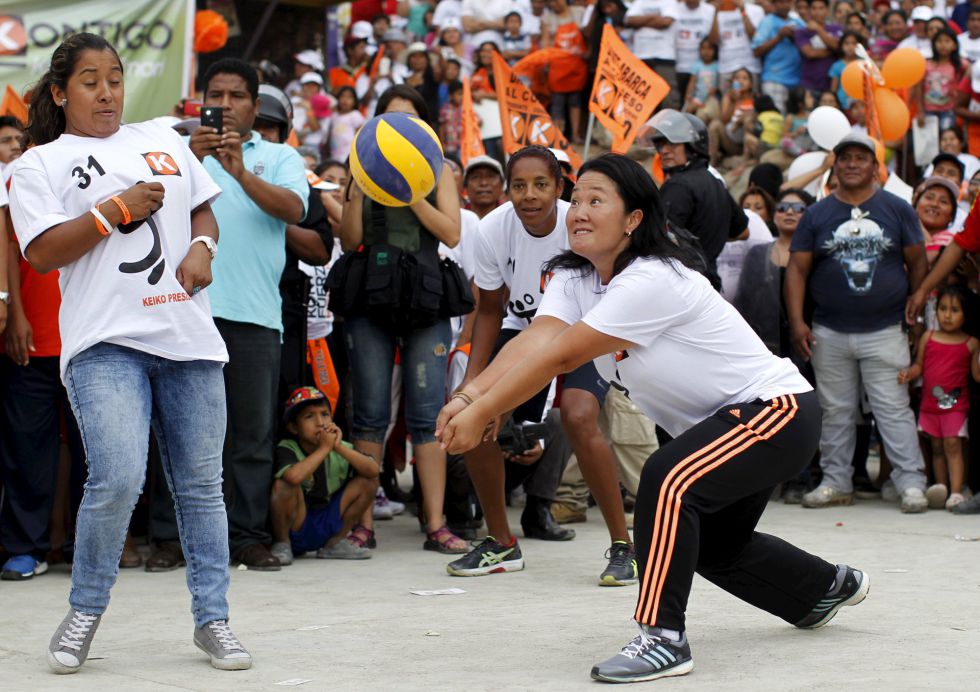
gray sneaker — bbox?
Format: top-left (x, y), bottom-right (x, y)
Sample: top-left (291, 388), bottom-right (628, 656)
top-left (900, 487), bottom-right (928, 514)
top-left (47, 609), bottom-right (101, 674)
top-left (795, 564), bottom-right (870, 629)
top-left (881, 478), bottom-right (899, 503)
top-left (194, 620), bottom-right (252, 670)
top-left (316, 539), bottom-right (372, 560)
top-left (270, 541), bottom-right (294, 566)
top-left (802, 485), bottom-right (854, 508)
top-left (591, 626), bottom-right (694, 683)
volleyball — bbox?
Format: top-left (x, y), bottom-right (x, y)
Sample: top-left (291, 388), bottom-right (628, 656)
top-left (349, 112), bottom-right (444, 207)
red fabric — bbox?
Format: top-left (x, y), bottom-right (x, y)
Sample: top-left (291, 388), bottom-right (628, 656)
top-left (955, 196), bottom-right (980, 252)
top-left (351, 0), bottom-right (386, 24)
top-left (921, 336), bottom-right (971, 414)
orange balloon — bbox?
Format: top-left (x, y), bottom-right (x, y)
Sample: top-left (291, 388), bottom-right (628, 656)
top-left (841, 61), bottom-right (866, 101)
top-left (874, 88), bottom-right (910, 141)
top-left (195, 10), bottom-right (228, 53)
top-left (881, 48), bottom-right (926, 89)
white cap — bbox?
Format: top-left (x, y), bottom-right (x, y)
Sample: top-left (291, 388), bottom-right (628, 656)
top-left (294, 49), bottom-right (324, 71)
top-left (548, 148), bottom-right (571, 165)
top-left (306, 170), bottom-right (340, 191)
top-left (464, 155), bottom-right (505, 180)
top-left (910, 6), bottom-right (933, 21)
top-left (350, 20), bottom-right (373, 40)
top-left (440, 17), bottom-right (463, 33)
top-left (300, 72), bottom-right (324, 86)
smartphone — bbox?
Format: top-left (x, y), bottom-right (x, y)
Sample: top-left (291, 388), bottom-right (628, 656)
top-left (182, 99), bottom-right (202, 117)
top-left (200, 106), bottom-right (223, 134)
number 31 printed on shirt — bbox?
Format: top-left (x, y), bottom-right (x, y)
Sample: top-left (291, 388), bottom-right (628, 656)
top-left (70, 153), bottom-right (166, 285)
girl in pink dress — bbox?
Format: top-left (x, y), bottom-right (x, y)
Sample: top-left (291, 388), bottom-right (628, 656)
top-left (899, 284), bottom-right (980, 510)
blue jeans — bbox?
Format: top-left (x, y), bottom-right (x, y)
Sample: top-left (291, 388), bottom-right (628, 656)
top-left (65, 343), bottom-right (229, 627)
top-left (344, 316), bottom-right (451, 444)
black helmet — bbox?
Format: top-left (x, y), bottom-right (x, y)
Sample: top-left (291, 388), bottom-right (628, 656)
top-left (257, 84), bottom-right (292, 142)
top-left (681, 113), bottom-right (709, 159)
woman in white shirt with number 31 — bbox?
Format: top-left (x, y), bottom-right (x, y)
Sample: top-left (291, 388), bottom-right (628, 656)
top-left (8, 33), bottom-right (250, 675)
top-left (437, 154), bottom-right (869, 684)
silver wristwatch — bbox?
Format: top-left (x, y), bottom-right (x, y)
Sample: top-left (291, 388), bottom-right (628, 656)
top-left (0, 291), bottom-right (10, 305)
top-left (191, 236), bottom-right (218, 260)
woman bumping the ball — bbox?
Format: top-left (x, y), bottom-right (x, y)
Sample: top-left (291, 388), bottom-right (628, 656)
top-left (338, 84), bottom-right (468, 553)
top-left (437, 154), bottom-right (869, 684)
top-left (8, 33), bottom-right (250, 673)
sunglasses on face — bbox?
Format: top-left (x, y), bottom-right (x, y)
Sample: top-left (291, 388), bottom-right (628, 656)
top-left (776, 202), bottom-right (806, 214)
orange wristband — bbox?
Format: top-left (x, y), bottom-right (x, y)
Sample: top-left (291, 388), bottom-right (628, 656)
top-left (109, 195), bottom-right (132, 225)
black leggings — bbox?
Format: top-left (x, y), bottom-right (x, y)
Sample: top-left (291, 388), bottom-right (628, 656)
top-left (632, 390), bottom-right (836, 631)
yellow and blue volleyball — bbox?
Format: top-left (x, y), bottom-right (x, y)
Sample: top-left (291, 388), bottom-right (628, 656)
top-left (350, 112), bottom-right (444, 207)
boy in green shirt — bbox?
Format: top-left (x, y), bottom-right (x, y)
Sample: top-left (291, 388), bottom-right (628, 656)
top-left (270, 387), bottom-right (379, 563)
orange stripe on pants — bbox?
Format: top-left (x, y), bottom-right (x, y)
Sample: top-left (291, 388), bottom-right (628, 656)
top-left (635, 395), bottom-right (800, 624)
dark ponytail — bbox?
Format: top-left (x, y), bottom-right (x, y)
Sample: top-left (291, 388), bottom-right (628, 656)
top-left (26, 32), bottom-right (122, 146)
top-left (544, 153), bottom-right (710, 281)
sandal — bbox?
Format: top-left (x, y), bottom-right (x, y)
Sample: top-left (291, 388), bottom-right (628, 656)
top-left (423, 525), bottom-right (469, 554)
top-left (348, 524), bottom-right (377, 550)
top-left (946, 492), bottom-right (966, 511)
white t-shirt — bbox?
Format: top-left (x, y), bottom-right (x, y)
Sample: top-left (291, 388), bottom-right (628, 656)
top-left (675, 2), bottom-right (716, 73)
top-left (0, 172), bottom-right (7, 207)
top-left (898, 34), bottom-right (933, 60)
top-left (717, 208), bottom-right (772, 301)
top-left (474, 200), bottom-right (570, 331)
top-left (432, 0), bottom-right (463, 29)
top-left (960, 33), bottom-right (980, 64)
top-left (461, 0), bottom-right (532, 48)
top-left (716, 4), bottom-right (765, 74)
top-left (626, 0), bottom-right (681, 61)
top-left (8, 121), bottom-right (228, 380)
top-left (536, 259), bottom-right (810, 436)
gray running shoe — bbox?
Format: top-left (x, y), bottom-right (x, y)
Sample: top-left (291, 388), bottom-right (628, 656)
top-left (591, 625), bottom-right (694, 683)
top-left (795, 564), bottom-right (870, 629)
top-left (270, 541), bottom-right (294, 566)
top-left (598, 541), bottom-right (638, 587)
top-left (194, 620), bottom-right (252, 670)
top-left (900, 487), bottom-right (928, 514)
top-left (47, 609), bottom-right (101, 674)
top-left (802, 485), bottom-right (854, 508)
top-left (316, 539), bottom-right (372, 560)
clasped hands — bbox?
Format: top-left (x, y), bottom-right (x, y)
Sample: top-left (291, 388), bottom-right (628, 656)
top-left (436, 393), bottom-right (502, 455)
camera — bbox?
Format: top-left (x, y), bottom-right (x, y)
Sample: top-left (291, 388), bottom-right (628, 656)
top-left (497, 420), bottom-right (549, 456)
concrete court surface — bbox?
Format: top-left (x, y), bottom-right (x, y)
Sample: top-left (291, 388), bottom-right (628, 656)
top-left (1, 501), bottom-right (978, 691)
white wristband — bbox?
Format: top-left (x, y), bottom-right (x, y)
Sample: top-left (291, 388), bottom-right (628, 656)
top-left (90, 205), bottom-right (114, 235)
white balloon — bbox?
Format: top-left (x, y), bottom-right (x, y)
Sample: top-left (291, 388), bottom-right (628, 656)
top-left (786, 151), bottom-right (831, 197)
top-left (807, 106), bottom-right (852, 151)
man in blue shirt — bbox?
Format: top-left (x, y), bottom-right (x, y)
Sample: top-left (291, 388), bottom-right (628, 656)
top-left (751, 0), bottom-right (803, 113)
top-left (785, 134), bottom-right (929, 514)
top-left (149, 59), bottom-right (308, 572)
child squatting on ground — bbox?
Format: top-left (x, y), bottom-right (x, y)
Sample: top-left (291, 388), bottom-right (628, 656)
top-left (269, 387), bottom-right (380, 563)
top-left (899, 285), bottom-right (980, 511)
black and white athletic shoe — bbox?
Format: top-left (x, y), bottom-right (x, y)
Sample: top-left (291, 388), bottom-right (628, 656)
top-left (795, 564), bottom-right (870, 629)
top-left (446, 536), bottom-right (524, 576)
top-left (591, 626), bottom-right (694, 683)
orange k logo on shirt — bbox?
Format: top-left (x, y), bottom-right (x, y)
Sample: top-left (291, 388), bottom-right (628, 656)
top-left (142, 152), bottom-right (182, 176)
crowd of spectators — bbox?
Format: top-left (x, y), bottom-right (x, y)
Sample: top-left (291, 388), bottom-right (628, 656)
top-left (2, 0), bottom-right (980, 584)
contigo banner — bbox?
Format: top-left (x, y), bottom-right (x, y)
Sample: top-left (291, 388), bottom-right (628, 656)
top-left (590, 23), bottom-right (670, 154)
top-left (491, 51), bottom-right (581, 170)
top-left (0, 0), bottom-right (193, 124)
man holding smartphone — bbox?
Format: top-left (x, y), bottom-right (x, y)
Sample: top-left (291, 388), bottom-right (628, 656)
top-left (146, 58), bottom-right (309, 573)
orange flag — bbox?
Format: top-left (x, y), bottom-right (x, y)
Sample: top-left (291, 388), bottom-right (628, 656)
top-left (0, 85), bottom-right (27, 125)
top-left (491, 52), bottom-right (581, 170)
top-left (589, 24), bottom-right (670, 153)
top-left (461, 77), bottom-right (485, 167)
